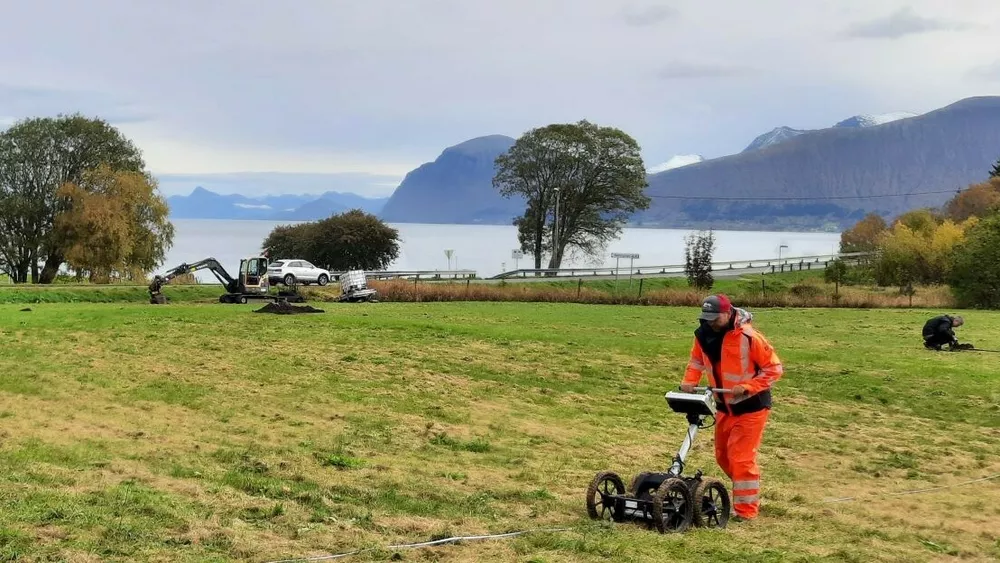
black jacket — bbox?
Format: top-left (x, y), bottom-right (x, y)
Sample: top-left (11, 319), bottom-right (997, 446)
top-left (922, 315), bottom-right (956, 340)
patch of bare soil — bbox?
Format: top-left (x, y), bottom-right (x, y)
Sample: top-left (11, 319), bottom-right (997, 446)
top-left (254, 301), bottom-right (325, 314)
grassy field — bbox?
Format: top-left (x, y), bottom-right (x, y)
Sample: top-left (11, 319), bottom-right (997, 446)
top-left (2, 300), bottom-right (999, 562)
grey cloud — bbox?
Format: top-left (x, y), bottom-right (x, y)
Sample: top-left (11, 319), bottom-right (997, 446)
top-left (657, 61), bottom-right (753, 79)
top-left (621, 4), bottom-right (677, 27)
top-left (841, 7), bottom-right (972, 39)
top-left (967, 60), bottom-right (1000, 81)
top-left (0, 1), bottom-right (994, 186)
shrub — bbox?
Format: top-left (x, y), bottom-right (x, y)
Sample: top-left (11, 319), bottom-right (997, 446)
top-left (872, 217), bottom-right (974, 287)
top-left (790, 281), bottom-right (824, 298)
top-left (684, 230), bottom-right (715, 290)
top-left (824, 259), bottom-right (848, 284)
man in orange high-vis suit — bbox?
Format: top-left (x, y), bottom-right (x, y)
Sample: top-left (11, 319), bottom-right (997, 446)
top-left (680, 294), bottom-right (783, 521)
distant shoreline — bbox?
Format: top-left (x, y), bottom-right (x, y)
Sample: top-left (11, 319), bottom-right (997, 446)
top-left (166, 216), bottom-right (844, 234)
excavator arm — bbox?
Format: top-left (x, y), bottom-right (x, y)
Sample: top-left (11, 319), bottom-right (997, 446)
top-left (149, 257), bottom-right (238, 297)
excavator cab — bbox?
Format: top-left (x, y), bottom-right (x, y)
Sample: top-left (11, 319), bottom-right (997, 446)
top-left (240, 257), bottom-right (270, 295)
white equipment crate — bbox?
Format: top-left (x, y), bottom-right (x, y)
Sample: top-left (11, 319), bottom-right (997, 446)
top-left (338, 270), bottom-right (378, 302)
top-left (340, 270), bottom-right (368, 293)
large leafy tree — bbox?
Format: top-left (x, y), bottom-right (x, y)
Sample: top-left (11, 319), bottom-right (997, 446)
top-left (0, 114), bottom-right (145, 283)
top-left (839, 212), bottom-right (887, 254)
top-left (943, 178), bottom-right (1000, 222)
top-left (493, 120), bottom-right (650, 269)
top-left (53, 165), bottom-right (174, 282)
top-left (949, 212), bottom-right (1000, 308)
top-left (263, 209), bottom-right (400, 271)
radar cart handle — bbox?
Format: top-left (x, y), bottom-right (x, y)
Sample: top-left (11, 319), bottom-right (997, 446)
top-left (689, 386), bottom-right (733, 394)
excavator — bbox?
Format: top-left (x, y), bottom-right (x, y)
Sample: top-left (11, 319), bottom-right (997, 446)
top-left (148, 256), bottom-right (303, 304)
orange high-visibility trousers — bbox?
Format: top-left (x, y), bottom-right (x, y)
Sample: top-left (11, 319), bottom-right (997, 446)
top-left (714, 408), bottom-right (770, 518)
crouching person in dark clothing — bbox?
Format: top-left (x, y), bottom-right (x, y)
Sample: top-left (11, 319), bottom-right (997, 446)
top-left (922, 314), bottom-right (966, 350)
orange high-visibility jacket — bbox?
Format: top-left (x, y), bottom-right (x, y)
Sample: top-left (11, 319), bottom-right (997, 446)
top-left (682, 308), bottom-right (783, 414)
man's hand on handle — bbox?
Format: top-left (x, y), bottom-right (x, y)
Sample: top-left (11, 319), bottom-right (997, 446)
top-left (681, 384), bottom-right (746, 396)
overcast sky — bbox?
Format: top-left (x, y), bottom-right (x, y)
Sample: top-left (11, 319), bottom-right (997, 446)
top-left (1, 0), bottom-right (998, 197)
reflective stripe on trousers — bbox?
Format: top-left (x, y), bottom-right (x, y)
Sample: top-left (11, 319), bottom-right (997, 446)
top-left (714, 408), bottom-right (770, 518)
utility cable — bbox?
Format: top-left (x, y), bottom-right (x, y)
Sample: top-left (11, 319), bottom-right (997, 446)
top-left (645, 189), bottom-right (959, 201)
top-left (265, 471), bottom-right (1000, 562)
top-left (263, 527), bottom-right (575, 563)
top-left (821, 472), bottom-right (1000, 503)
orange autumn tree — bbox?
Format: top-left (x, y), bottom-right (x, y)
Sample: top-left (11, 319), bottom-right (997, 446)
top-left (839, 212), bottom-right (887, 253)
top-left (942, 177), bottom-right (1000, 222)
top-left (53, 165), bottom-right (174, 283)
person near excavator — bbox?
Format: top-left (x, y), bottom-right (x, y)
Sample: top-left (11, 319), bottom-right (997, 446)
top-left (680, 294), bottom-right (783, 521)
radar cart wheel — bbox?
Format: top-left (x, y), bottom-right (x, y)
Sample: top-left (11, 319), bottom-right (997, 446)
top-left (651, 477), bottom-right (694, 533)
top-left (691, 477), bottom-right (730, 528)
top-left (586, 471), bottom-right (626, 522)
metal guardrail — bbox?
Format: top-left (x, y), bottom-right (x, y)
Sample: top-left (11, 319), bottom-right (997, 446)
top-left (488, 252), bottom-right (870, 279)
top-left (352, 269), bottom-right (478, 280)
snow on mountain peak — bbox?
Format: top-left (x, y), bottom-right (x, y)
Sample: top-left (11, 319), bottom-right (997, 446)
top-left (742, 126), bottom-right (808, 153)
top-left (648, 154), bottom-right (704, 173)
top-left (834, 111), bottom-right (918, 128)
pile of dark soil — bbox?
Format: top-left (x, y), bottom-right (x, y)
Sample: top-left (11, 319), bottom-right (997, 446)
top-left (254, 300), bottom-right (325, 314)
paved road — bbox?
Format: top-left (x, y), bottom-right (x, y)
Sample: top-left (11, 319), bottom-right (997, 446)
top-left (477, 264), bottom-right (824, 283)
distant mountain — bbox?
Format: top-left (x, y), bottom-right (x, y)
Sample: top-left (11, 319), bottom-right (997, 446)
top-left (378, 135), bottom-right (525, 224)
top-left (280, 198), bottom-right (350, 221)
top-left (648, 155), bottom-right (704, 173)
top-left (639, 96), bottom-right (1000, 230)
top-left (834, 112), bottom-right (918, 128)
top-left (743, 126), bottom-right (808, 153)
top-left (316, 191), bottom-right (387, 214)
top-left (742, 111), bottom-right (920, 153)
top-left (167, 98), bottom-right (999, 231)
top-left (166, 187), bottom-right (388, 221)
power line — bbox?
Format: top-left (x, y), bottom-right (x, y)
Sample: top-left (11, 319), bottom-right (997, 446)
top-left (646, 189), bottom-right (960, 202)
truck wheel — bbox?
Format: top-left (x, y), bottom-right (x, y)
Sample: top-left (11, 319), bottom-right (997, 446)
top-left (283, 274), bottom-right (295, 286)
top-left (240, 296), bottom-right (248, 304)
top-left (318, 274), bottom-right (329, 286)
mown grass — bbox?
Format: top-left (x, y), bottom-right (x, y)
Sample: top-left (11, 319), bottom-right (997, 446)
top-left (2, 302), bottom-right (999, 561)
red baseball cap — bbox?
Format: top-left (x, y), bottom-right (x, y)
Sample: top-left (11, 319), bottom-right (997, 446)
top-left (699, 294), bottom-right (732, 321)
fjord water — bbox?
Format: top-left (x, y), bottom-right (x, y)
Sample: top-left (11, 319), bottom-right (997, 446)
top-left (164, 219), bottom-right (842, 280)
